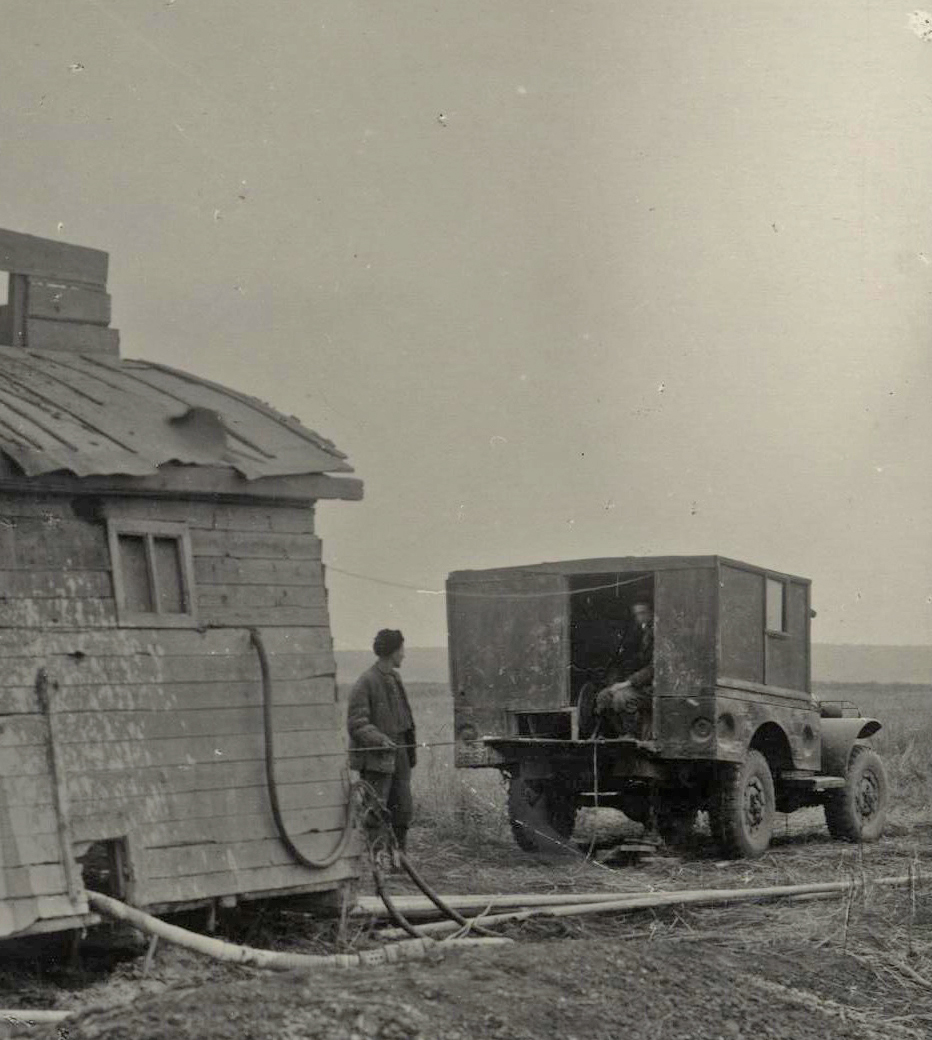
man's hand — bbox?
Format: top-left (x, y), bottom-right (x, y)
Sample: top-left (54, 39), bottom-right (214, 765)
top-left (379, 735), bottom-right (396, 750)
top-left (596, 681), bottom-right (630, 715)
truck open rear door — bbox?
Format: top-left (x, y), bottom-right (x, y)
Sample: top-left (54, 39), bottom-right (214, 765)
top-left (447, 568), bottom-right (569, 766)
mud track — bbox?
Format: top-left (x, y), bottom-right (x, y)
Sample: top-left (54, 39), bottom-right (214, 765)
top-left (10, 815), bottom-right (932, 1040)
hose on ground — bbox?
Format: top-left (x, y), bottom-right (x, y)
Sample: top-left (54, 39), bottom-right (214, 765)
top-left (398, 851), bottom-right (499, 938)
top-left (250, 627), bottom-right (356, 870)
top-left (372, 862), bottom-right (423, 939)
top-left (355, 779), bottom-right (497, 939)
top-left (85, 891), bottom-right (508, 971)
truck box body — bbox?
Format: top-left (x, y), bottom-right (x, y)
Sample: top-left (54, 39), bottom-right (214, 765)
top-left (448, 556), bottom-right (818, 771)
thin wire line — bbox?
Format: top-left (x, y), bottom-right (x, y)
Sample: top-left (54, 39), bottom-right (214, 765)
top-left (327, 566), bottom-right (444, 595)
top-left (327, 568), bottom-right (651, 600)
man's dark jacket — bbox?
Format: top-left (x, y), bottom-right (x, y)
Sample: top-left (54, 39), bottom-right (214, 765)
top-left (347, 664), bottom-right (416, 774)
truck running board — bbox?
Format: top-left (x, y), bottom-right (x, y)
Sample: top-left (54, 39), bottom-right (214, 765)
top-left (780, 771), bottom-right (846, 791)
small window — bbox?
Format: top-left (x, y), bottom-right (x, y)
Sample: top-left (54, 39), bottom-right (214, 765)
top-left (108, 520), bottom-right (196, 627)
top-left (765, 578), bottom-right (786, 634)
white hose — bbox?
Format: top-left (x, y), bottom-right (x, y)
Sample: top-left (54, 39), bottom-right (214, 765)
top-left (86, 891), bottom-right (508, 970)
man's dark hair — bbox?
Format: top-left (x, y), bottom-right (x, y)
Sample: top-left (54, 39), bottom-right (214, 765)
top-left (373, 629), bottom-right (405, 658)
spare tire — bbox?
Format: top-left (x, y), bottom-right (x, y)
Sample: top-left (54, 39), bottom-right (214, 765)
top-left (507, 774), bottom-right (577, 855)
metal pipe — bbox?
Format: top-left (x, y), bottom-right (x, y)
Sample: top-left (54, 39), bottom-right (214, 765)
top-left (378, 873), bottom-right (918, 940)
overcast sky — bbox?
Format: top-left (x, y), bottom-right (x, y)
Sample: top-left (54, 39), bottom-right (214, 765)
top-left (2, 1), bottom-right (931, 648)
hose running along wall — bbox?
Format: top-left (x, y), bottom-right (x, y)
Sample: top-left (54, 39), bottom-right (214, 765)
top-left (250, 627), bottom-right (356, 870)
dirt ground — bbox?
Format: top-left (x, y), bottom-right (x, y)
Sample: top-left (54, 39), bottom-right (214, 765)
top-left (6, 811), bottom-right (932, 1040)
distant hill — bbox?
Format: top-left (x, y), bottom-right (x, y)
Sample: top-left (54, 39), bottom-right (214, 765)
top-left (810, 644), bottom-right (931, 685)
top-left (336, 643), bottom-right (932, 687)
top-left (335, 647), bottom-right (449, 686)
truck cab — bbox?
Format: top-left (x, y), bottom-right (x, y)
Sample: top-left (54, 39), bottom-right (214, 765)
top-left (447, 556), bottom-right (887, 859)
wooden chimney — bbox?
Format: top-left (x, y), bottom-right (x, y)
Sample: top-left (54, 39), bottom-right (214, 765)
top-left (0, 228), bottom-right (119, 356)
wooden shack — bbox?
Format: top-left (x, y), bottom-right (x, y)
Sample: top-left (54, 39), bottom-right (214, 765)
top-left (0, 229), bottom-right (363, 937)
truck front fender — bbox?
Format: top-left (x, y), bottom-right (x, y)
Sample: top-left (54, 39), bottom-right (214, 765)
top-left (820, 717), bottom-right (882, 777)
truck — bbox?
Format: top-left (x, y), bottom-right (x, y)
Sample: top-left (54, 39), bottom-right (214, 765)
top-left (447, 556), bottom-right (888, 858)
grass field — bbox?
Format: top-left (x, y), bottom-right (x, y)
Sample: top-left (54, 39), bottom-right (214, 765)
top-left (391, 680), bottom-right (932, 841)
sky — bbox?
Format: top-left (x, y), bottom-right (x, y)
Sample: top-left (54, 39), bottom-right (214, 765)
top-left (1, 1), bottom-right (930, 648)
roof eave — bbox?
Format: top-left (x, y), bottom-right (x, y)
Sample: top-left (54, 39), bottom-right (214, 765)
top-left (0, 459), bottom-right (363, 503)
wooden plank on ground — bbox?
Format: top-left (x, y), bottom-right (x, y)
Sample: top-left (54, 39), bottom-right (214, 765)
top-left (26, 319), bottom-right (119, 356)
top-left (26, 280), bottom-right (111, 325)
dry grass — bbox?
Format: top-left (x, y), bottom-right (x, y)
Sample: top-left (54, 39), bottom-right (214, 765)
top-left (401, 680), bottom-right (932, 836)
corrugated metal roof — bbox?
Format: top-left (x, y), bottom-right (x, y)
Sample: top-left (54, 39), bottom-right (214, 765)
top-left (0, 347), bottom-right (353, 480)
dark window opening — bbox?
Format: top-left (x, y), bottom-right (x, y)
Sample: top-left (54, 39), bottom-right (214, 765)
top-left (108, 519), bottom-right (196, 627)
top-left (568, 572), bottom-right (655, 704)
top-left (153, 536), bottom-right (186, 613)
top-left (0, 273), bottom-right (10, 346)
top-left (118, 534), bottom-right (152, 612)
top-left (77, 838), bottom-right (128, 898)
top-left (766, 578), bottom-right (787, 634)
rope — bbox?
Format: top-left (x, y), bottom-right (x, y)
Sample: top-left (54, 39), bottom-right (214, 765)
top-left (327, 568), bottom-right (652, 600)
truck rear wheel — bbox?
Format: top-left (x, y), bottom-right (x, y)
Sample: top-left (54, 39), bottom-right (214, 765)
top-left (714, 750), bottom-right (775, 859)
top-left (824, 745), bottom-right (888, 842)
top-left (507, 774), bottom-right (577, 854)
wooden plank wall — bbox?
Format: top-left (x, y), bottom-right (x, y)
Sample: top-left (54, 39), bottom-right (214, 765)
top-left (0, 493), bottom-right (356, 933)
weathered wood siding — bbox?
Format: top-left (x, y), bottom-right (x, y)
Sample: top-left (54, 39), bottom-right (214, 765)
top-left (0, 493), bottom-right (356, 935)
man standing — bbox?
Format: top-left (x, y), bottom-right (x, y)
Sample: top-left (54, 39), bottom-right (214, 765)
top-left (347, 629), bottom-right (417, 853)
top-left (596, 600), bottom-right (654, 738)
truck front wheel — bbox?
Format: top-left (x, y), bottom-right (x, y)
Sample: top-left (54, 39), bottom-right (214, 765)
top-left (507, 774), bottom-right (577, 854)
top-left (824, 745), bottom-right (888, 842)
top-left (713, 750), bottom-right (775, 859)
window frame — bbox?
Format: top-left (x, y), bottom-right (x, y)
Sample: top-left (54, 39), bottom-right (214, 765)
top-left (764, 576), bottom-right (788, 638)
top-left (107, 518), bottom-right (198, 628)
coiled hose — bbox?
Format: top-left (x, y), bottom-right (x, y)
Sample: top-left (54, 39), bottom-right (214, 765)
top-left (251, 627), bottom-right (499, 939)
top-left (250, 627), bottom-right (356, 870)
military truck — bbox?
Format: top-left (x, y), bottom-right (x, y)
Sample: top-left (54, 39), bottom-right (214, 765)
top-left (447, 556), bottom-right (888, 858)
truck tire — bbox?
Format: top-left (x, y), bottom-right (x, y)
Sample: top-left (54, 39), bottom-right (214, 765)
top-left (507, 775), bottom-right (577, 854)
top-left (714, 750), bottom-right (775, 859)
top-left (824, 745), bottom-right (888, 842)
